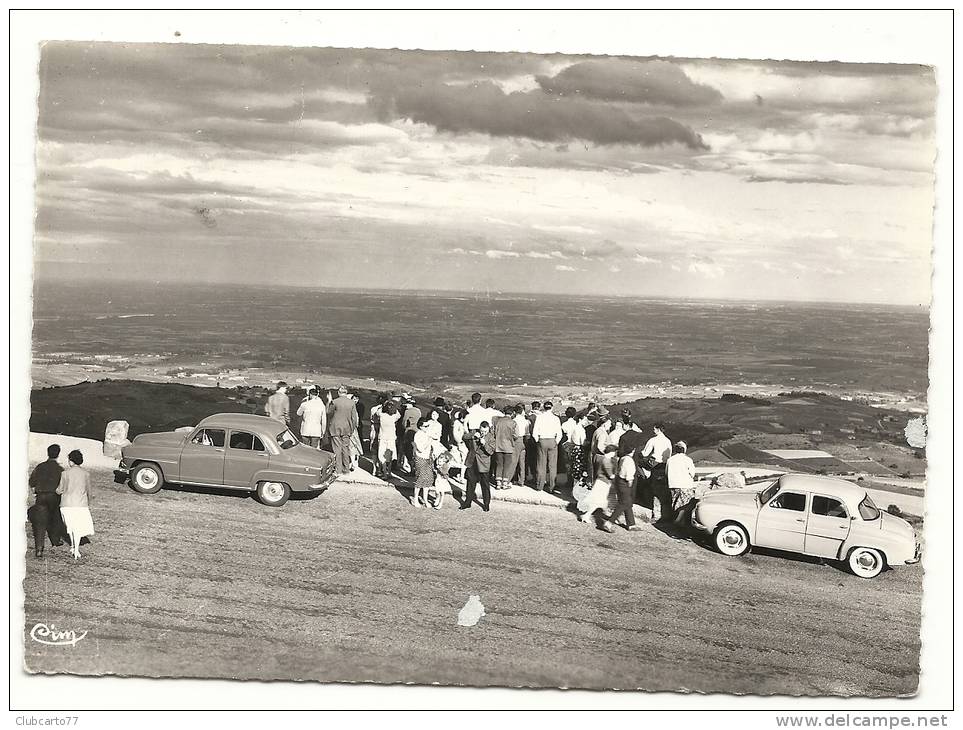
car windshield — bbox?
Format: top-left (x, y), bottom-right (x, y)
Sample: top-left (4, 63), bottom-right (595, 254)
top-left (757, 482), bottom-right (780, 505)
top-left (276, 429), bottom-right (299, 449)
top-left (858, 493), bottom-right (881, 520)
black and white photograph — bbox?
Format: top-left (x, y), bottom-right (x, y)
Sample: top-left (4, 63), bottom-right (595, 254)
top-left (9, 9), bottom-right (954, 715)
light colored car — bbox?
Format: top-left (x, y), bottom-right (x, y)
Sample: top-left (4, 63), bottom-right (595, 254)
top-left (691, 473), bottom-right (920, 578)
top-left (119, 413), bottom-right (337, 507)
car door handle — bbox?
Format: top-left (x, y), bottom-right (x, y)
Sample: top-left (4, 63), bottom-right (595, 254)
top-left (794, 518), bottom-right (804, 523)
top-left (839, 524), bottom-right (848, 529)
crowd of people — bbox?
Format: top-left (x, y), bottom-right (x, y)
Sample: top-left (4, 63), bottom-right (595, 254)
top-left (25, 383), bottom-right (712, 560)
top-left (272, 383), bottom-right (706, 531)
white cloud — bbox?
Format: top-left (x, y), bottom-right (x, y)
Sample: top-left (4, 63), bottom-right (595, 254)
top-left (688, 258), bottom-right (725, 279)
top-left (532, 224), bottom-right (600, 236)
top-left (633, 254), bottom-right (660, 265)
top-left (555, 264), bottom-right (578, 272)
top-left (485, 249), bottom-right (520, 259)
top-left (609, 265), bottom-right (621, 273)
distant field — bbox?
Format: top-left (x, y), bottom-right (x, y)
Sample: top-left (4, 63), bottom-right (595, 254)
top-left (32, 279), bottom-right (930, 396)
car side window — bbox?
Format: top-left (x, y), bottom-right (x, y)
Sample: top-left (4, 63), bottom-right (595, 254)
top-left (191, 428), bottom-right (225, 448)
top-left (230, 431), bottom-right (264, 451)
top-left (768, 491), bottom-right (807, 512)
top-left (812, 495), bottom-right (848, 519)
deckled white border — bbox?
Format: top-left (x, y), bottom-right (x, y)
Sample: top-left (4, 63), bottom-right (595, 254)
top-left (6, 8), bottom-right (955, 717)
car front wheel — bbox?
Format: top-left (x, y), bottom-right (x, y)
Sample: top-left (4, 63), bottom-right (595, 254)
top-left (257, 481), bottom-right (291, 507)
top-left (714, 522), bottom-right (750, 556)
top-left (130, 463), bottom-right (164, 494)
top-left (848, 547), bottom-right (885, 579)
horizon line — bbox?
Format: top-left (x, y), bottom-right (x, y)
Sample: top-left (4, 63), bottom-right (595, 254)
top-left (32, 272), bottom-right (929, 310)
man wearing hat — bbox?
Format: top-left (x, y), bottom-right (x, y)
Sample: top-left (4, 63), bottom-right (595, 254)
top-left (327, 385), bottom-right (359, 474)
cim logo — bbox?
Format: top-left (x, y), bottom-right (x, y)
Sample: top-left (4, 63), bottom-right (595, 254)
top-left (29, 623), bottom-right (87, 647)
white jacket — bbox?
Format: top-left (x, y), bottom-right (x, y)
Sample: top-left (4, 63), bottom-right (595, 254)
top-left (297, 397), bottom-right (328, 438)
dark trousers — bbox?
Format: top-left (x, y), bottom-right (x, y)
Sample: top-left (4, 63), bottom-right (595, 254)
top-left (536, 438), bottom-right (558, 491)
top-left (640, 466), bottom-right (672, 521)
top-left (330, 434), bottom-right (353, 474)
top-left (524, 436), bottom-right (537, 483)
top-left (302, 435), bottom-right (321, 449)
top-left (607, 476), bottom-right (636, 527)
top-left (465, 466), bottom-right (491, 509)
top-left (28, 493), bottom-right (68, 550)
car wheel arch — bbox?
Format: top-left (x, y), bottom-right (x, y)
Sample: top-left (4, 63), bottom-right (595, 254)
top-left (846, 544), bottom-right (889, 566)
top-left (130, 459), bottom-right (166, 480)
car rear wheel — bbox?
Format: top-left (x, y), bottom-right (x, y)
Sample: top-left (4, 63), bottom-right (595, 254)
top-left (130, 463), bottom-right (164, 494)
top-left (848, 547), bottom-right (885, 579)
top-left (714, 522), bottom-right (750, 556)
top-left (257, 481), bottom-right (291, 507)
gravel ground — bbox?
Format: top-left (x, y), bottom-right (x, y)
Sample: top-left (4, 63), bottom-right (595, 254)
top-left (22, 471), bottom-right (922, 696)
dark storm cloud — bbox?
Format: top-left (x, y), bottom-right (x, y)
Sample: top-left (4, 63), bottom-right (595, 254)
top-left (536, 59), bottom-right (723, 106)
top-left (374, 81), bottom-right (708, 149)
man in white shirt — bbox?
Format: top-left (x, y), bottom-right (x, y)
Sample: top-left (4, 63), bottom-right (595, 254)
top-left (532, 401), bottom-right (563, 492)
top-left (482, 398), bottom-right (503, 426)
top-left (465, 392), bottom-right (488, 430)
top-left (602, 444), bottom-right (642, 532)
top-left (296, 387), bottom-right (327, 449)
top-left (640, 423), bottom-right (673, 523)
top-left (510, 404), bottom-right (529, 486)
top-left (560, 407), bottom-right (586, 490)
top-left (640, 423), bottom-right (673, 469)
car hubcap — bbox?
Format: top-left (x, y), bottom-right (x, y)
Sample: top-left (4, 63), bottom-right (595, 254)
top-left (723, 529), bottom-right (743, 549)
top-left (263, 483), bottom-right (283, 501)
top-left (856, 551), bottom-right (878, 571)
top-left (138, 471), bottom-right (157, 488)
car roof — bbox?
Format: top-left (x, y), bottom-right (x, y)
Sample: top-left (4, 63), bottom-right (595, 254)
top-left (777, 473), bottom-right (867, 508)
top-left (196, 413), bottom-right (287, 431)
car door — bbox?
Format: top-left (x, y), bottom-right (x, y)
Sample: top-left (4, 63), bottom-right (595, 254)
top-left (179, 428), bottom-right (227, 484)
top-left (804, 494), bottom-right (852, 559)
top-left (223, 430), bottom-right (270, 488)
top-left (754, 489), bottom-right (809, 552)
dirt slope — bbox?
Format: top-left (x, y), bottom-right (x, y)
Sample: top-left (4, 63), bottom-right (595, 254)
top-left (22, 472), bottom-right (921, 695)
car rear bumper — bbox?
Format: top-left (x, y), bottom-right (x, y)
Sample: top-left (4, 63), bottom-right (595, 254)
top-left (305, 465), bottom-right (338, 492)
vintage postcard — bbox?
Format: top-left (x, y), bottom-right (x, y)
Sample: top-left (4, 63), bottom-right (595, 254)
top-left (10, 10), bottom-right (952, 714)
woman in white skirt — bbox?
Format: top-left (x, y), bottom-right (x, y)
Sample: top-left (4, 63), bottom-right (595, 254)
top-left (574, 444), bottom-right (618, 529)
top-left (57, 449), bottom-right (94, 560)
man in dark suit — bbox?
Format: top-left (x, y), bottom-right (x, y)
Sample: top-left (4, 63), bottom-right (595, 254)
top-left (327, 385), bottom-right (359, 474)
top-left (27, 444), bottom-right (69, 558)
top-left (460, 421), bottom-right (495, 512)
top-left (433, 397), bottom-right (453, 448)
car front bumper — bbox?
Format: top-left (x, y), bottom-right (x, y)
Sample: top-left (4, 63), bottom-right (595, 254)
top-left (905, 542), bottom-right (922, 564)
top-left (690, 510), bottom-right (709, 532)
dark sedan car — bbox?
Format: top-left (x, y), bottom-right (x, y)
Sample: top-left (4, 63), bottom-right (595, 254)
top-left (119, 413), bottom-right (337, 506)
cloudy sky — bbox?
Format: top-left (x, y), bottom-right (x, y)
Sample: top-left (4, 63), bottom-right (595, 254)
top-left (33, 42), bottom-right (936, 304)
